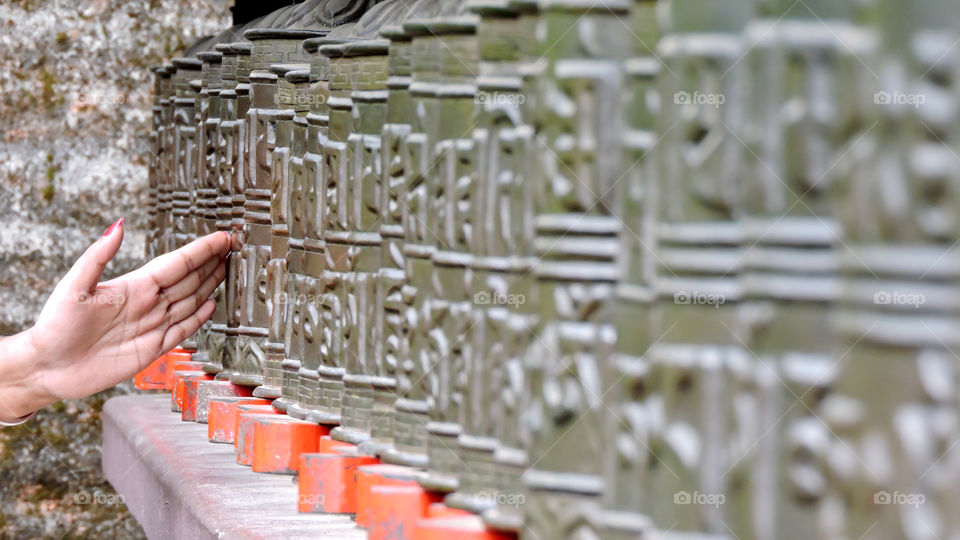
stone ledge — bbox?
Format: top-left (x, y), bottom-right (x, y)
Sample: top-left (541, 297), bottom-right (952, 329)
top-left (102, 394), bottom-right (367, 539)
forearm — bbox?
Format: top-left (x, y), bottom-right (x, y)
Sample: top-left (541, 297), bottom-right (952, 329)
top-left (0, 329), bottom-right (53, 423)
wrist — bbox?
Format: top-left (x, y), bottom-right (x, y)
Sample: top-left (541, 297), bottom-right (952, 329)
top-left (0, 328), bottom-right (56, 422)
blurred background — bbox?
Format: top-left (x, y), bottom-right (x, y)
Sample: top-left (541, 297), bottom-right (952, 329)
top-left (0, 1), bottom-right (229, 537)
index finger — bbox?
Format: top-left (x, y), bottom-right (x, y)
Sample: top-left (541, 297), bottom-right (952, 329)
top-left (141, 231), bottom-right (231, 290)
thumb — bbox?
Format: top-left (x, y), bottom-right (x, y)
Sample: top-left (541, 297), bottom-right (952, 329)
top-left (62, 218), bottom-right (125, 295)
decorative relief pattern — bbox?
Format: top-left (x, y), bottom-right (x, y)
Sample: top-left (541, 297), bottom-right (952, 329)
top-left (147, 1), bottom-right (960, 538)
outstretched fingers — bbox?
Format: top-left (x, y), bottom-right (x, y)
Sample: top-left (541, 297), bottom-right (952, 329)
top-left (61, 218), bottom-right (125, 296)
top-left (163, 260), bottom-right (226, 326)
top-left (160, 299), bottom-right (216, 352)
top-left (160, 253), bottom-right (225, 306)
top-left (141, 231), bottom-right (231, 290)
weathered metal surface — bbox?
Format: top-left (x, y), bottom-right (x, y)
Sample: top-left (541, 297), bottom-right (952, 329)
top-left (146, 0), bottom-right (960, 538)
top-left (519, 2), bottom-right (633, 537)
top-left (191, 50), bottom-right (223, 372)
top-left (445, 0), bottom-right (537, 519)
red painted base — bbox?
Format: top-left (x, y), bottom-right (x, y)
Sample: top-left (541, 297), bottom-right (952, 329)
top-left (171, 371), bottom-right (211, 414)
top-left (367, 485), bottom-right (440, 540)
top-left (297, 450), bottom-right (379, 514)
top-left (413, 514), bottom-right (516, 540)
top-left (251, 416), bottom-right (326, 474)
top-left (134, 355), bottom-right (168, 390)
top-left (164, 352), bottom-right (200, 391)
top-left (180, 373), bottom-right (215, 421)
top-left (426, 502), bottom-right (474, 519)
top-left (235, 406), bottom-right (281, 466)
top-left (207, 398), bottom-right (271, 444)
top-left (319, 435), bottom-right (354, 453)
top-left (355, 464), bottom-right (424, 528)
top-left (195, 380), bottom-right (255, 423)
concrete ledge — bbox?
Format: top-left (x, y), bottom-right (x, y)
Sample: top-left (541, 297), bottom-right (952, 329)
top-left (103, 395), bottom-right (366, 539)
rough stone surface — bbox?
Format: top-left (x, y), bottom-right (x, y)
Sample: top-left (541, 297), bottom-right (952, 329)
top-left (102, 395), bottom-right (367, 540)
top-left (0, 1), bottom-right (230, 537)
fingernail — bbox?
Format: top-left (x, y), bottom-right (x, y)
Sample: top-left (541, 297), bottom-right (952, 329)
top-left (104, 217), bottom-right (124, 237)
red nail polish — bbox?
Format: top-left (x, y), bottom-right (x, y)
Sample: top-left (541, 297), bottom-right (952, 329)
top-left (104, 217), bottom-right (124, 237)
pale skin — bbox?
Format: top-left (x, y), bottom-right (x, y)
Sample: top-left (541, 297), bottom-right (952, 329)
top-left (0, 219), bottom-right (231, 423)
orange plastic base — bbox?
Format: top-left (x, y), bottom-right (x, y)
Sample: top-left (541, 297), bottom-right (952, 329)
top-left (297, 450), bottom-right (379, 514)
top-left (208, 398), bottom-right (271, 444)
top-left (367, 485), bottom-right (441, 540)
top-left (413, 514), bottom-right (516, 540)
top-left (356, 464), bottom-right (424, 528)
top-left (251, 416), bottom-right (326, 474)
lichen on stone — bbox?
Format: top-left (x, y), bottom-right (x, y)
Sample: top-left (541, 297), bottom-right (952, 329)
top-left (0, 0), bottom-right (230, 537)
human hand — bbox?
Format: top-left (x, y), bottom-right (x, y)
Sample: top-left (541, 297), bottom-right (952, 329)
top-left (0, 219), bottom-right (230, 421)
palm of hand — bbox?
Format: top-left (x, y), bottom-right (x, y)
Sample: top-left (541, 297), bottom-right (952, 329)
top-left (28, 224), bottom-right (230, 401)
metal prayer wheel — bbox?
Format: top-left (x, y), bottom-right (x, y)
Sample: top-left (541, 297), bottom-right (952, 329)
top-left (380, 4), bottom-right (452, 470)
top-left (444, 0), bottom-right (537, 516)
top-left (288, 35), bottom-right (346, 425)
top-left (638, 0), bottom-right (752, 534)
top-left (191, 50), bottom-right (225, 370)
top-left (147, 65), bottom-right (168, 261)
top-left (236, 28), bottom-right (326, 389)
top-left (283, 35), bottom-right (332, 420)
top-left (274, 66), bottom-right (314, 412)
top-left (209, 43), bottom-right (239, 376)
top-left (830, 1), bottom-right (960, 538)
top-left (311, 37), bottom-right (357, 426)
top-left (326, 0), bottom-right (424, 453)
top-left (157, 63), bottom-right (177, 256)
top-left (358, 2), bottom-right (422, 457)
top-left (519, 1), bottom-right (633, 538)
top-left (146, 1), bottom-right (960, 537)
top-left (258, 62), bottom-right (310, 400)
top-left (323, 35), bottom-right (383, 445)
top-left (327, 36), bottom-right (392, 446)
top-left (733, 2), bottom-right (872, 538)
top-left (220, 40), bottom-right (253, 382)
top-left (597, 0), bottom-right (659, 537)
top-left (170, 58), bottom-right (202, 253)
top-left (308, 13), bottom-right (400, 432)
top-left (412, 7), bottom-right (481, 496)
top-left (481, 3), bottom-right (542, 531)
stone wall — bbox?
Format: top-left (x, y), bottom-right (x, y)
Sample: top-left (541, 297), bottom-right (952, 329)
top-left (0, 1), bottom-right (229, 537)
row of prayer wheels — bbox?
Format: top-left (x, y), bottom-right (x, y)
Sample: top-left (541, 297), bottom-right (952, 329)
top-left (145, 0), bottom-right (960, 537)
